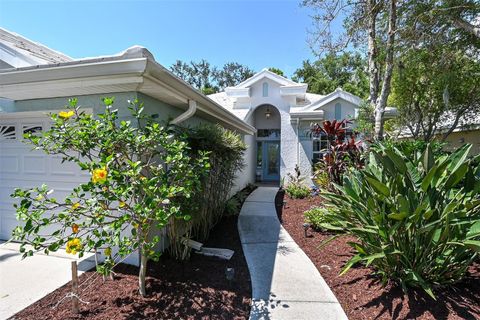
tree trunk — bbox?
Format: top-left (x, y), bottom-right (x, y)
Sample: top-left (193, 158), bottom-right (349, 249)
top-left (367, 0), bottom-right (379, 107)
top-left (374, 0), bottom-right (397, 140)
top-left (138, 249), bottom-right (148, 297)
top-left (451, 16), bottom-right (480, 39)
top-left (441, 110), bottom-right (464, 141)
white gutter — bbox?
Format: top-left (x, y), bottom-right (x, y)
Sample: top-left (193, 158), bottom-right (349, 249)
top-left (170, 100), bottom-right (197, 125)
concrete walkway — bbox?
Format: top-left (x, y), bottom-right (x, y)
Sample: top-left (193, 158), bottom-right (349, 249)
top-left (238, 187), bottom-right (348, 320)
top-left (0, 241), bottom-right (96, 319)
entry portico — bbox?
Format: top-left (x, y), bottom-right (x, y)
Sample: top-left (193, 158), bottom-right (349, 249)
top-left (209, 69), bottom-right (388, 185)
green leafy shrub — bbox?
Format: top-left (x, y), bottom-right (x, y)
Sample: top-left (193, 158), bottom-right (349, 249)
top-left (167, 124), bottom-right (247, 259)
top-left (312, 170), bottom-right (330, 191)
top-left (370, 139), bottom-right (446, 161)
top-left (224, 196), bottom-right (242, 216)
top-left (224, 184), bottom-right (257, 216)
top-left (285, 165), bottom-right (311, 199)
top-left (322, 143), bottom-right (480, 298)
top-left (305, 207), bottom-right (329, 229)
top-left (285, 184), bottom-right (311, 199)
top-left (12, 98), bottom-right (209, 296)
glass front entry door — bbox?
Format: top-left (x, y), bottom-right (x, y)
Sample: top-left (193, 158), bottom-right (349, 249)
top-left (262, 141), bottom-right (280, 181)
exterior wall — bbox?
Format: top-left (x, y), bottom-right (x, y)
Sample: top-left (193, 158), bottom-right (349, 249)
top-left (6, 92), bottom-right (139, 119)
top-left (438, 130), bottom-right (480, 155)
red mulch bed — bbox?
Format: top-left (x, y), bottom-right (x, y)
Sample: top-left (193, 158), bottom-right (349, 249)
top-left (12, 215), bottom-right (251, 320)
top-left (276, 191), bottom-right (480, 320)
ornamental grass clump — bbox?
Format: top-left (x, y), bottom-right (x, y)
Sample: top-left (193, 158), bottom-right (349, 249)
top-left (322, 143), bottom-right (480, 298)
top-left (11, 97), bottom-right (209, 297)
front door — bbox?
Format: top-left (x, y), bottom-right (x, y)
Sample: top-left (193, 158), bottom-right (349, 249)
top-left (262, 141), bottom-right (280, 181)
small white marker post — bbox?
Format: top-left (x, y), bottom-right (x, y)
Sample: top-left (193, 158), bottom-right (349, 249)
top-left (71, 261), bottom-right (79, 314)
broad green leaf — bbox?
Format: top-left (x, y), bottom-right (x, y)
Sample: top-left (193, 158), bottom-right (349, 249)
top-left (422, 144), bottom-right (434, 172)
top-left (421, 165), bottom-right (437, 191)
top-left (464, 240), bottom-right (480, 252)
top-left (447, 144), bottom-right (471, 172)
top-left (388, 212), bottom-right (408, 220)
top-left (445, 163), bottom-right (469, 189)
top-left (340, 254), bottom-right (362, 276)
top-left (467, 221), bottom-right (480, 239)
top-left (366, 177), bottom-right (390, 197)
top-left (385, 149), bottom-right (407, 174)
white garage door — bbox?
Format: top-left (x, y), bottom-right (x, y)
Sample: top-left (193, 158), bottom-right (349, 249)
top-left (0, 112), bottom-right (89, 240)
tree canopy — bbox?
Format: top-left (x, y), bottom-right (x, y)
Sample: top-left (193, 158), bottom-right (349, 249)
top-left (293, 52), bottom-right (369, 99)
top-left (170, 60), bottom-right (254, 94)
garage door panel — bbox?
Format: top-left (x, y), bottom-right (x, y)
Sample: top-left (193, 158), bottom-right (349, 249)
top-left (1, 114), bottom-right (87, 240)
top-left (23, 155), bottom-right (47, 174)
top-left (50, 156), bottom-right (83, 177)
top-left (0, 155), bottom-right (20, 173)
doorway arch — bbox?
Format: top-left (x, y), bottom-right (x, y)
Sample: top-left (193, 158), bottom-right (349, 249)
top-left (252, 104), bottom-right (281, 182)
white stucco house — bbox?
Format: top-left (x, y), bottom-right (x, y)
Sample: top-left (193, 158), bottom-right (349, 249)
top-left (0, 28), bottom-right (395, 248)
top-left (209, 70), bottom-right (397, 186)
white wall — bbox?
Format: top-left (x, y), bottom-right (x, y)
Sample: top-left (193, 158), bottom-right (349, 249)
top-left (320, 98), bottom-right (357, 121)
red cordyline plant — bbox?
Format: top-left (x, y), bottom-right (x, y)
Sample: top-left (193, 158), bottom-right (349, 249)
top-left (311, 119), bottom-right (364, 187)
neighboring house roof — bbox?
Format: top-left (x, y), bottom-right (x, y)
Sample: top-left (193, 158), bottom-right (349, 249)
top-left (399, 111), bottom-right (480, 138)
top-left (0, 27), bottom-right (73, 68)
top-left (0, 43), bottom-right (255, 135)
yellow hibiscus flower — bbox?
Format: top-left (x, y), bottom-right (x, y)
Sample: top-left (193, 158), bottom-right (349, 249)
top-left (92, 167), bottom-right (108, 184)
top-left (66, 238), bottom-right (82, 255)
top-left (58, 110), bottom-right (75, 119)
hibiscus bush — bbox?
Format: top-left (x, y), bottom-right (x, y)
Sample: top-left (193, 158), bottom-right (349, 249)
top-left (11, 97), bottom-right (209, 296)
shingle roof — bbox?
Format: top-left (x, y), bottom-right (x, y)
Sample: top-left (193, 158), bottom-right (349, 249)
top-left (0, 27), bottom-right (73, 66)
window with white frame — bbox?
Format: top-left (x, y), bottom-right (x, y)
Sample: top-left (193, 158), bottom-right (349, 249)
top-left (312, 133), bottom-right (328, 163)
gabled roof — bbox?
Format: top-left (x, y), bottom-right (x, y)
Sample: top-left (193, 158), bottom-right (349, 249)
top-left (303, 88), bottom-right (362, 112)
top-left (0, 27), bottom-right (73, 68)
top-left (225, 68), bottom-right (308, 99)
top-left (233, 68), bottom-right (301, 88)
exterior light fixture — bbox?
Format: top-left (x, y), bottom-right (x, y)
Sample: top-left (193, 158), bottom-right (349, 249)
top-left (303, 223), bottom-right (311, 238)
top-left (225, 267), bottom-right (235, 281)
top-left (265, 107), bottom-right (272, 119)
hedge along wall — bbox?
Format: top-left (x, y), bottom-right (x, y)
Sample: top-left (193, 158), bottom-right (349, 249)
top-left (168, 124), bottom-right (246, 260)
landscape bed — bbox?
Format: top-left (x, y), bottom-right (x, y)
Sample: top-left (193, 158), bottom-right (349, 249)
top-left (276, 192), bottom-right (480, 320)
top-left (12, 214), bottom-right (251, 320)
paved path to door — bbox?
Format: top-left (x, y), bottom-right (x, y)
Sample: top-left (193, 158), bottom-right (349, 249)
top-left (0, 241), bottom-right (96, 319)
top-left (238, 187), bottom-right (348, 320)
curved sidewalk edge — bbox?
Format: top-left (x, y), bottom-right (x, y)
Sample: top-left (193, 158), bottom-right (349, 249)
top-left (238, 187), bottom-right (348, 320)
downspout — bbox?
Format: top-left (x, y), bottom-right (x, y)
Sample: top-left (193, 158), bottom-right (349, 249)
top-left (296, 118), bottom-right (300, 166)
top-left (170, 100), bottom-right (197, 125)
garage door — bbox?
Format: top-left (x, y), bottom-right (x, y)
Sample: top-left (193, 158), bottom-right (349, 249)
top-left (0, 112), bottom-right (89, 240)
